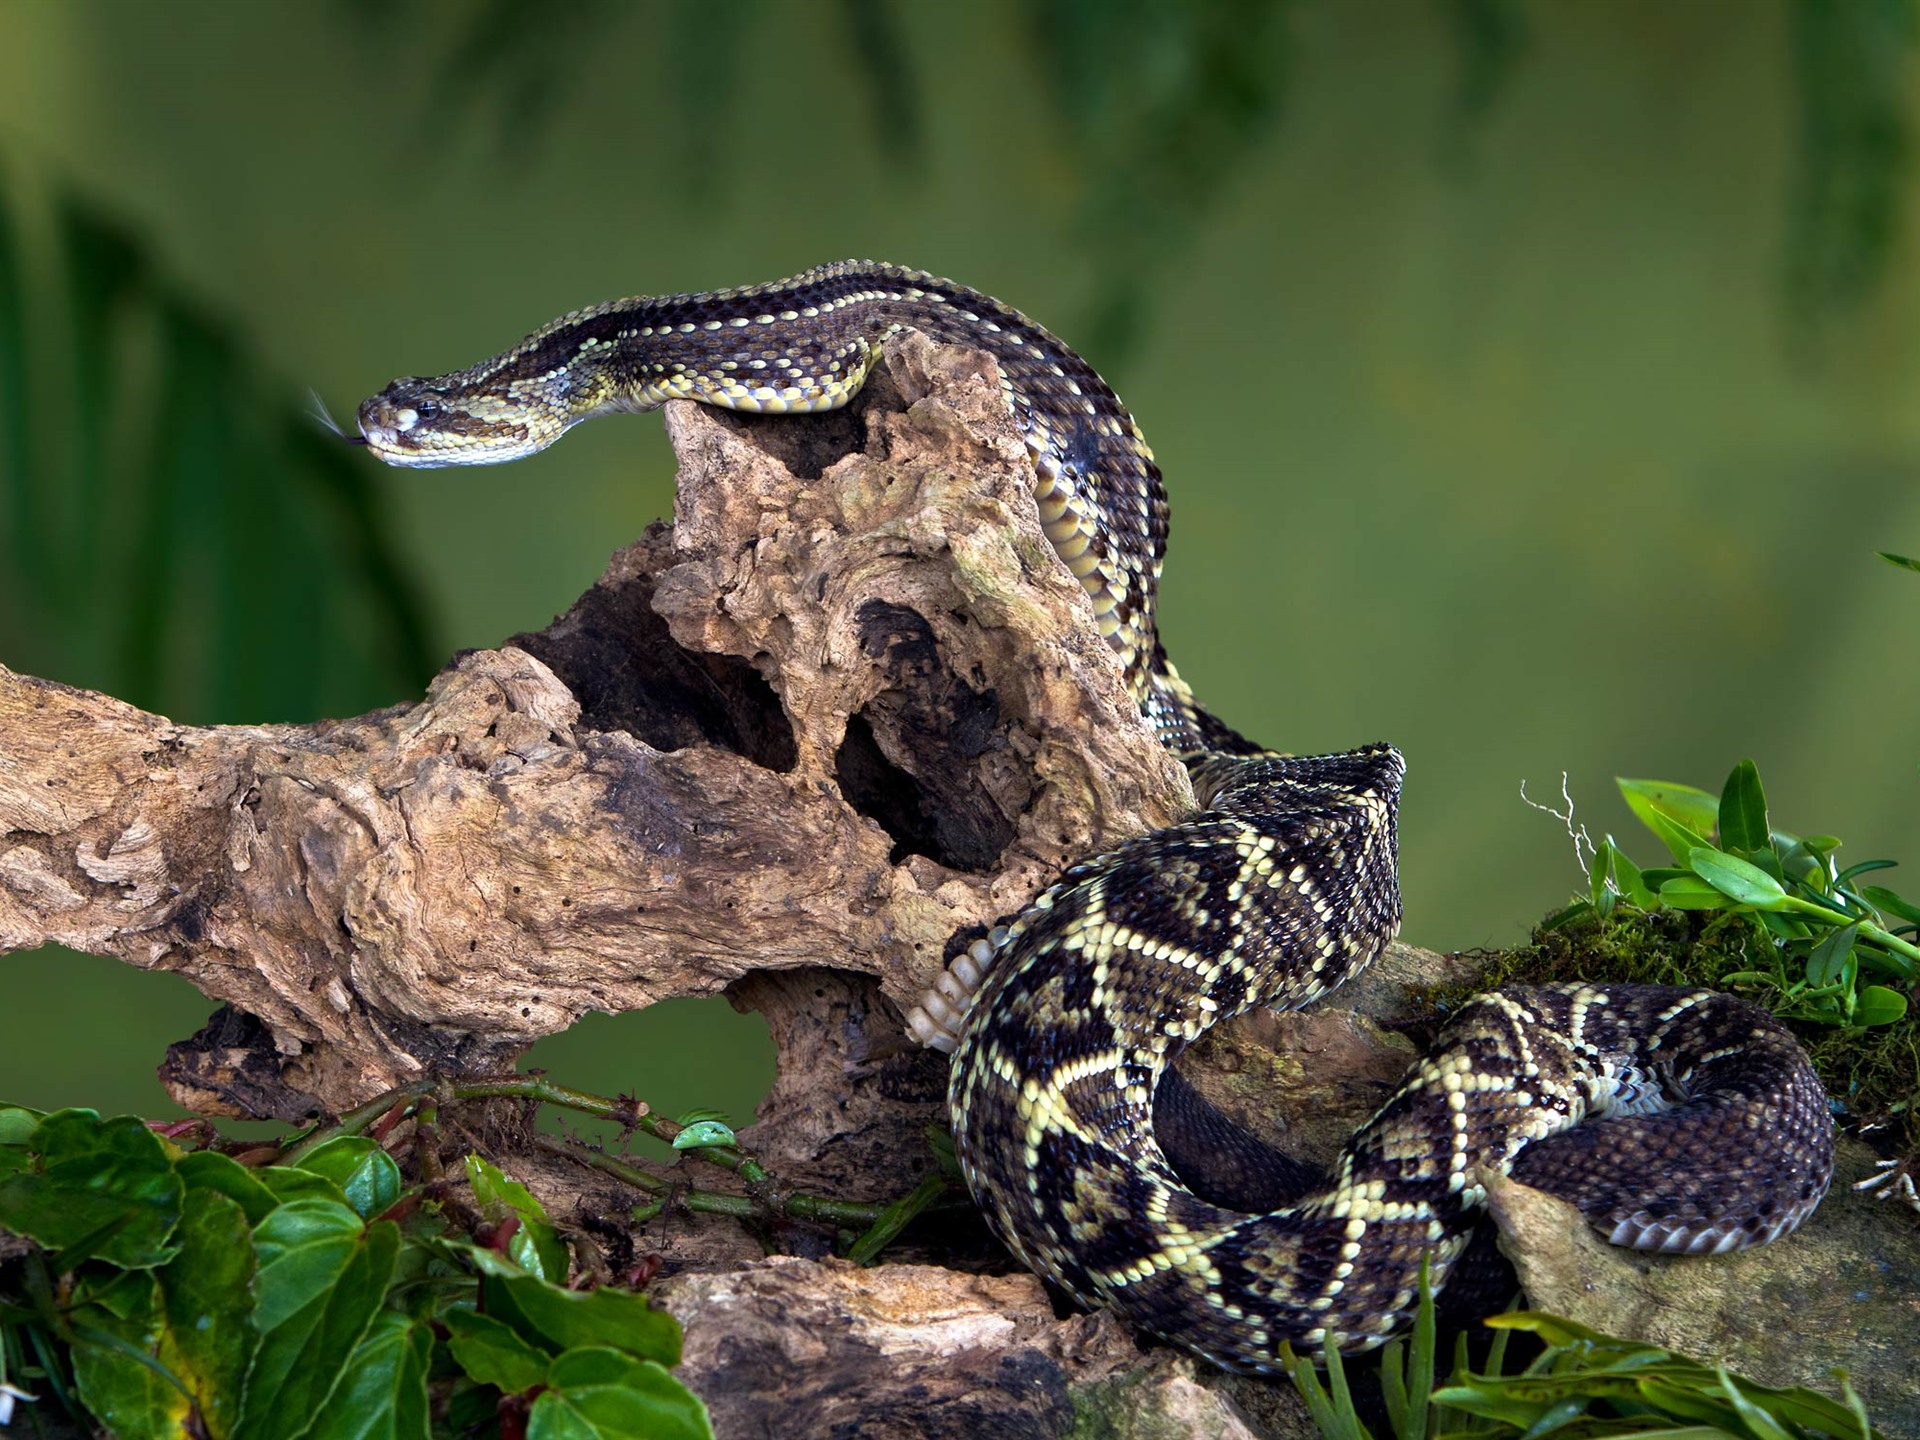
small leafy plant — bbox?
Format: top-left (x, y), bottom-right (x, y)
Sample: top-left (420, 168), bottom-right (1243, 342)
top-left (1548, 759), bottom-right (1917, 1030)
top-left (1283, 1270), bottom-right (1885, 1440)
top-left (0, 1104), bottom-right (713, 1439)
top-left (1436, 1313), bottom-right (1881, 1439)
top-left (0, 1073), bottom-right (959, 1438)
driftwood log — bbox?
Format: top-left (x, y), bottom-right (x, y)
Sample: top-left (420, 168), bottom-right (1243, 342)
top-left (0, 333), bottom-right (1186, 1116)
top-left (6, 332), bottom-right (1915, 1438)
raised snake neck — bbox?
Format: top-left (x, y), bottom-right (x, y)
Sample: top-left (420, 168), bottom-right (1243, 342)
top-left (358, 260), bottom-right (1834, 1370)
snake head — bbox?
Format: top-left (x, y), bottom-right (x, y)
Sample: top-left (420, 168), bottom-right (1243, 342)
top-left (356, 375), bottom-right (557, 468)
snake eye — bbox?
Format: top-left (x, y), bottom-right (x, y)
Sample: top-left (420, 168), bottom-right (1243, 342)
top-left (415, 398), bottom-right (443, 420)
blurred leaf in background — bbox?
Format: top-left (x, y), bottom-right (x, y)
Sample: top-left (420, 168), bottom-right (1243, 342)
top-left (1788, 0), bottom-right (1917, 350)
top-left (1440, 0), bottom-right (1530, 169)
top-left (369, 0), bottom-right (1300, 372)
top-left (1027, 0), bottom-right (1294, 364)
top-left (0, 151), bottom-right (441, 1122)
top-left (365, 0), bottom-right (1920, 369)
top-left (406, 0), bottom-right (629, 168)
top-left (0, 153), bottom-right (435, 726)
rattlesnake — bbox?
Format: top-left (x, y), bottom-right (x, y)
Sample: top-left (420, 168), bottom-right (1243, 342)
top-left (354, 260), bottom-right (1835, 1372)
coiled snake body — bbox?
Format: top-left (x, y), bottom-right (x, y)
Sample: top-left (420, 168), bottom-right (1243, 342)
top-left (358, 261), bottom-right (1834, 1371)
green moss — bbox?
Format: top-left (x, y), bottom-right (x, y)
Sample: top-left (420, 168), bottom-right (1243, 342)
top-left (1802, 1020), bottom-right (1919, 1144)
top-left (1433, 908), bottom-right (1920, 1145)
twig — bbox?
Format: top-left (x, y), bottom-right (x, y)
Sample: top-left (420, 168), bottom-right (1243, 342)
top-left (528, 1132), bottom-right (907, 1229)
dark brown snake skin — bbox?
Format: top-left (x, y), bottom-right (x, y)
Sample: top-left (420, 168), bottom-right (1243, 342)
top-left (356, 261), bottom-right (1836, 1372)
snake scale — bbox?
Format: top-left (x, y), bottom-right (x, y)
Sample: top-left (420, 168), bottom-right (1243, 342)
top-left (355, 261), bottom-right (1835, 1371)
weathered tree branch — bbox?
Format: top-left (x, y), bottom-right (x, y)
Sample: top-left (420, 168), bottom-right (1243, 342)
top-left (0, 333), bottom-right (1185, 1117)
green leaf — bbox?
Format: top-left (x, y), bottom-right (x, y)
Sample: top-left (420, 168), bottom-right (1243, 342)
top-left (1319, 1338), bottom-right (1367, 1440)
top-left (1853, 985), bottom-right (1908, 1026)
top-left (444, 1306), bottom-right (553, 1394)
top-left (1878, 550), bottom-right (1920, 571)
top-left (465, 1153), bottom-right (554, 1225)
top-left (67, 1269), bottom-right (200, 1440)
top-left (66, 1350), bottom-right (187, 1436)
top-left (305, 1311), bottom-right (433, 1440)
top-left (1618, 777), bottom-right (1719, 861)
top-left (1607, 840), bottom-right (1657, 910)
top-left (671, 1121), bottom-right (737, 1151)
top-left (157, 1188), bottom-right (257, 1440)
top-left (1585, 837), bottom-right (1612, 915)
top-left (1806, 921), bottom-right (1862, 988)
top-left (1687, 848), bottom-right (1790, 909)
top-left (0, 1106), bottom-right (44, 1147)
top-left (1460, 1314), bottom-right (1888, 1438)
top-left (1712, 1369), bottom-right (1801, 1440)
top-left (1834, 858), bottom-right (1897, 888)
top-left (0, 168), bottom-right (435, 729)
top-left (1658, 876), bottom-right (1737, 911)
top-left (1734, 1376), bottom-right (1885, 1438)
top-left (1717, 760), bottom-right (1770, 855)
top-left (1425, 1381), bottom-right (1545, 1428)
top-left (248, 1199), bottom-right (380, 1332)
top-left (0, 1110), bottom-right (184, 1269)
top-left (1379, 1337), bottom-right (1410, 1438)
top-left (1757, 909), bottom-right (1810, 941)
top-left (72, 1264), bottom-right (159, 1322)
top-left (472, 1255), bottom-right (681, 1368)
top-left (1387, 1258), bottom-right (1437, 1440)
top-left (1279, 1340), bottom-right (1360, 1440)
top-left (444, 1383), bottom-right (505, 1437)
top-left (1781, 998), bottom-right (1852, 1028)
top-left (174, 1150), bottom-right (280, 1227)
top-left (1774, 834), bottom-right (1829, 887)
top-left (465, 1153), bottom-right (568, 1282)
top-left (257, 1164), bottom-right (354, 1208)
top-left (235, 1202), bottom-right (401, 1440)
top-left (1484, 1309), bottom-right (1608, 1347)
top-left (922, 1122), bottom-right (959, 1177)
top-left (527, 1347), bottom-right (713, 1440)
top-left (845, 1173), bottom-right (949, 1267)
top-left (1861, 885), bottom-right (1920, 928)
top-left (1539, 900), bottom-right (1593, 930)
top-left (296, 1136), bottom-right (404, 1221)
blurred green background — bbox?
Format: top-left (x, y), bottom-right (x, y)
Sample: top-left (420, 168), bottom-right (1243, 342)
top-left (3, 1), bottom-right (1918, 1132)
